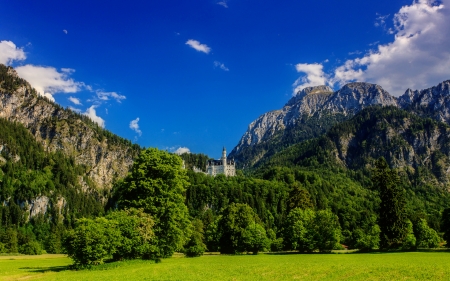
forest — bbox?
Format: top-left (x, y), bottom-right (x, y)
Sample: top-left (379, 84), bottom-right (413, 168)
top-left (0, 105), bottom-right (450, 267)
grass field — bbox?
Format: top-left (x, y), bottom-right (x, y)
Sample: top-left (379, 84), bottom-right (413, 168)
top-left (1, 251), bottom-right (450, 280)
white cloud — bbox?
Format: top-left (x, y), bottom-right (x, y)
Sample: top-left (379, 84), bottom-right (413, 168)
top-left (63, 30), bottom-right (68, 34)
top-left (292, 63), bottom-right (330, 95)
top-left (0, 40), bottom-right (26, 65)
top-left (214, 61), bottom-right (229, 71)
top-left (84, 106), bottom-right (105, 128)
top-left (68, 96), bottom-right (82, 105)
top-left (129, 117), bottom-right (142, 136)
top-left (96, 91), bottom-right (126, 103)
top-left (173, 147), bottom-right (191, 155)
top-left (16, 65), bottom-right (81, 101)
top-left (186, 39), bottom-right (211, 54)
top-left (217, 1), bottom-right (228, 8)
top-left (331, 0), bottom-right (450, 96)
top-left (68, 106), bottom-right (81, 113)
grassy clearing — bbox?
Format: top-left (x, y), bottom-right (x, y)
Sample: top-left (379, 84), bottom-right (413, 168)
top-left (1, 252), bottom-right (450, 280)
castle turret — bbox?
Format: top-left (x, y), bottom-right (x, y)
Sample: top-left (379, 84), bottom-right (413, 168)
top-left (222, 147), bottom-right (227, 166)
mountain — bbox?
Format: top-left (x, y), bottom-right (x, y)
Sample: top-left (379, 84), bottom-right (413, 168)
top-left (261, 106), bottom-right (450, 186)
top-left (399, 80), bottom-right (450, 123)
top-left (0, 64), bottom-right (140, 192)
top-left (229, 82), bottom-right (398, 167)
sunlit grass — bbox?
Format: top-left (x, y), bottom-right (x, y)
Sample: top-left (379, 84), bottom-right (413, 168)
top-left (1, 252), bottom-right (450, 280)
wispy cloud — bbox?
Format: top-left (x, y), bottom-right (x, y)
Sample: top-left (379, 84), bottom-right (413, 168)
top-left (186, 39), bottom-right (211, 54)
top-left (293, 0), bottom-right (450, 97)
top-left (68, 96), bottom-right (82, 105)
top-left (129, 117), bottom-right (142, 136)
top-left (217, 0), bottom-right (228, 8)
top-left (374, 13), bottom-right (390, 28)
top-left (172, 147), bottom-right (191, 155)
top-left (84, 106), bottom-right (105, 128)
top-left (214, 61), bottom-right (229, 71)
top-left (0, 40), bottom-right (26, 65)
top-left (63, 29), bottom-right (68, 34)
top-left (68, 106), bottom-right (81, 113)
top-left (95, 91), bottom-right (126, 103)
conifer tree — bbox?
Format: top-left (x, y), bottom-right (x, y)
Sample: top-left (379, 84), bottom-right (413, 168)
top-left (372, 157), bottom-right (408, 249)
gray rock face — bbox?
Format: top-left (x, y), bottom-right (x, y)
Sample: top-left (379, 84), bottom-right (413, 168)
top-left (230, 82), bottom-right (398, 161)
top-left (398, 80), bottom-right (450, 123)
top-left (0, 68), bottom-right (136, 191)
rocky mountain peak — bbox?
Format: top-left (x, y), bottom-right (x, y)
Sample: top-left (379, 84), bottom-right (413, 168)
top-left (398, 80), bottom-right (450, 123)
top-left (286, 85), bottom-right (333, 107)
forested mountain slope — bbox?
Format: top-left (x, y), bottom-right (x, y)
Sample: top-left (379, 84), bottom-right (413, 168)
top-left (229, 83), bottom-right (398, 167)
top-left (230, 80), bottom-right (450, 168)
top-left (260, 106), bottom-right (450, 187)
top-left (0, 64), bottom-right (140, 191)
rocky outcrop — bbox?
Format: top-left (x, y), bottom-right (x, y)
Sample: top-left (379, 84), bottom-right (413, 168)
top-left (0, 66), bottom-right (138, 191)
top-left (229, 82), bottom-right (398, 166)
top-left (21, 196), bottom-right (67, 221)
top-left (398, 80), bottom-right (450, 123)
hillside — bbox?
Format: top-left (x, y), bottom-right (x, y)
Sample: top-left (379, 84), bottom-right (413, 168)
top-left (230, 80), bottom-right (450, 168)
top-left (0, 64), bottom-right (140, 192)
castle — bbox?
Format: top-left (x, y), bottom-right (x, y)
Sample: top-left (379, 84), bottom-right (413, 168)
top-left (206, 147), bottom-right (236, 176)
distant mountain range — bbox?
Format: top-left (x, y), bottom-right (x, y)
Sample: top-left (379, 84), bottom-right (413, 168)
top-left (229, 80), bottom-right (450, 174)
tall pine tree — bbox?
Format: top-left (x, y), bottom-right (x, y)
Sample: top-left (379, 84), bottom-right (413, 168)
top-left (372, 157), bottom-right (408, 249)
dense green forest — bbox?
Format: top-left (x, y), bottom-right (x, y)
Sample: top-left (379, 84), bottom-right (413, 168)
top-left (0, 118), bottom-right (108, 254)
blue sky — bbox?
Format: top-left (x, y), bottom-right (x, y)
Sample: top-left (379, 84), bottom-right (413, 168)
top-left (2, 0), bottom-right (450, 158)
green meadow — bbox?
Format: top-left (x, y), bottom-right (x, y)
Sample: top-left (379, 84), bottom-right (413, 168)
top-left (1, 252), bottom-right (450, 281)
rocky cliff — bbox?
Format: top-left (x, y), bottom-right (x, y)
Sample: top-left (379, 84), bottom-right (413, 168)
top-left (229, 82), bottom-right (398, 167)
top-left (0, 65), bottom-right (139, 191)
top-left (263, 106), bottom-right (450, 187)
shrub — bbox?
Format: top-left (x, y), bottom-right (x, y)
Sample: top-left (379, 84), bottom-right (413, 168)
top-left (19, 241), bottom-right (43, 255)
top-left (106, 209), bottom-right (156, 261)
top-left (354, 224), bottom-right (380, 251)
top-left (414, 218), bottom-right (440, 248)
top-left (64, 217), bottom-right (121, 268)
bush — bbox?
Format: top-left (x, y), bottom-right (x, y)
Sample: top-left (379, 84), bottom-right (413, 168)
top-left (401, 220), bottom-right (416, 250)
top-left (64, 217), bottom-right (121, 268)
top-left (354, 225), bottom-right (380, 251)
top-left (414, 218), bottom-right (440, 248)
top-left (19, 241), bottom-right (43, 255)
top-left (106, 209), bottom-right (156, 261)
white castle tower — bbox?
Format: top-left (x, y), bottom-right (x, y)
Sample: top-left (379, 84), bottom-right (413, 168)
top-left (206, 147), bottom-right (236, 176)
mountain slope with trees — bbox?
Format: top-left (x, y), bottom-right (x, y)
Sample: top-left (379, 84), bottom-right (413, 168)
top-left (0, 64), bottom-right (141, 193)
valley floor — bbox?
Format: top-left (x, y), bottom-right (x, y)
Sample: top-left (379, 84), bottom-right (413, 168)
top-left (1, 251), bottom-right (449, 280)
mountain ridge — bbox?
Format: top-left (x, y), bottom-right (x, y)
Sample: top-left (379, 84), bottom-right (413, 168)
top-left (229, 80), bottom-right (450, 168)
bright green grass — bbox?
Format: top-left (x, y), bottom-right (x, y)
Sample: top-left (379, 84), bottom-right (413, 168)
top-left (1, 252), bottom-right (450, 280)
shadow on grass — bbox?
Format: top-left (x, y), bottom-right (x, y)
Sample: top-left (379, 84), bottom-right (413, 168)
top-left (20, 265), bottom-right (69, 273)
top-left (265, 248), bottom-right (450, 255)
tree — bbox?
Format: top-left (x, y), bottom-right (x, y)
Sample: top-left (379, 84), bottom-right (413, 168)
top-left (184, 219), bottom-right (206, 257)
top-left (372, 157), bottom-right (408, 249)
top-left (284, 208), bottom-right (341, 253)
top-left (218, 203), bottom-right (260, 254)
top-left (64, 217), bottom-right (121, 268)
top-left (287, 183), bottom-right (313, 212)
top-left (314, 209), bottom-right (341, 252)
top-left (242, 222), bottom-right (270, 254)
top-left (284, 208), bottom-right (316, 252)
top-left (115, 148), bottom-right (190, 259)
top-left (354, 224), bottom-right (380, 251)
top-left (106, 208), bottom-right (155, 260)
top-left (414, 218), bottom-right (440, 248)
top-left (441, 208), bottom-right (450, 246)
